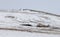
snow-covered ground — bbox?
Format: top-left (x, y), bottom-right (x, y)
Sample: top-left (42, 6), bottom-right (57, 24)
top-left (0, 30), bottom-right (60, 37)
top-left (0, 9), bottom-right (60, 27)
top-left (0, 9), bottom-right (60, 37)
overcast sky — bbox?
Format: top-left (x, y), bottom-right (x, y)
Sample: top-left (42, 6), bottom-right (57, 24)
top-left (0, 0), bottom-right (60, 15)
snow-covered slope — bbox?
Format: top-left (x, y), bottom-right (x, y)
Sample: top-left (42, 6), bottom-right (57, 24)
top-left (0, 9), bottom-right (60, 36)
top-left (0, 9), bottom-right (60, 27)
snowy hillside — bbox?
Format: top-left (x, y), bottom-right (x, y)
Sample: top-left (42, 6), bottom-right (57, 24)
top-left (0, 9), bottom-right (60, 27)
top-left (0, 9), bottom-right (60, 37)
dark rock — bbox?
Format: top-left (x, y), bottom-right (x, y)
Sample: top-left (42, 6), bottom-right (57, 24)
top-left (21, 24), bottom-right (32, 26)
top-left (37, 23), bottom-right (50, 27)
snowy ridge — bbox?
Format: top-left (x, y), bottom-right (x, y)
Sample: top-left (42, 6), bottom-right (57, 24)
top-left (0, 9), bottom-right (60, 34)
